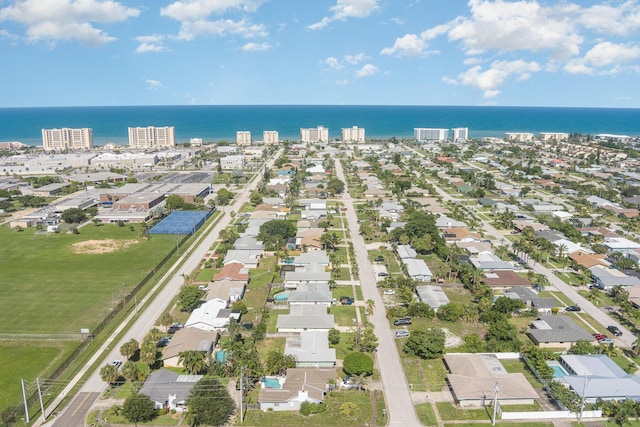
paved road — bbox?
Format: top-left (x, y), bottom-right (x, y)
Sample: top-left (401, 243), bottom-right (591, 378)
top-left (334, 159), bottom-right (422, 426)
top-left (45, 149), bottom-right (282, 427)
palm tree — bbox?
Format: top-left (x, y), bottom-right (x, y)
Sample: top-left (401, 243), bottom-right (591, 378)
top-left (100, 364), bottom-right (119, 387)
top-left (139, 340), bottom-right (158, 366)
top-left (179, 350), bottom-right (207, 375)
top-left (321, 232), bottom-right (342, 251)
top-left (355, 373), bottom-right (368, 392)
top-left (366, 299), bottom-right (375, 317)
top-left (120, 339), bottom-right (140, 360)
top-left (122, 360), bottom-right (139, 382)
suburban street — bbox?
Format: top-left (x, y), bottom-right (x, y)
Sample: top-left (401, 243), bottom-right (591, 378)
top-left (334, 159), bottom-right (421, 426)
top-left (44, 149), bottom-right (282, 427)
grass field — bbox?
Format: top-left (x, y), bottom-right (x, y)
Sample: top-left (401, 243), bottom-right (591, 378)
top-left (0, 223), bottom-right (176, 334)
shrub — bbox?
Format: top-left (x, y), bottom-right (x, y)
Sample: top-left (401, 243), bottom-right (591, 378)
top-left (300, 401), bottom-right (326, 416)
top-left (343, 352), bottom-right (374, 376)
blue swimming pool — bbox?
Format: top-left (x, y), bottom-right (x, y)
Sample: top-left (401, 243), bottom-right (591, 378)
top-left (274, 292), bottom-right (288, 302)
top-left (548, 361), bottom-right (569, 378)
top-left (262, 378), bottom-right (281, 389)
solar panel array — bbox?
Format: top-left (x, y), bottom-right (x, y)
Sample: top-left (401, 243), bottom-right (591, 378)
top-left (148, 210), bottom-right (213, 235)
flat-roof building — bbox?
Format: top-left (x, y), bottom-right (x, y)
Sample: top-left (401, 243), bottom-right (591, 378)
top-left (451, 127), bottom-right (469, 141)
top-left (539, 132), bottom-right (569, 141)
top-left (300, 126), bottom-right (329, 143)
top-left (42, 128), bottom-right (93, 151)
top-left (505, 132), bottom-right (534, 142)
top-left (237, 131), bottom-right (251, 146)
top-left (128, 126), bottom-right (175, 149)
top-left (263, 131), bottom-right (279, 145)
top-left (341, 126), bottom-right (365, 143)
top-left (414, 128), bottom-right (448, 142)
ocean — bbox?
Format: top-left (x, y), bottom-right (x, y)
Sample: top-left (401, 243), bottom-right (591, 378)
top-left (0, 105), bottom-right (639, 147)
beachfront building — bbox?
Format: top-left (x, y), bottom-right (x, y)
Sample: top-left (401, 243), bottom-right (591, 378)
top-left (300, 126), bottom-right (329, 143)
top-left (451, 127), bottom-right (469, 141)
top-left (505, 132), bottom-right (534, 142)
top-left (237, 131), bottom-right (251, 146)
top-left (128, 126), bottom-right (175, 149)
top-left (341, 126), bottom-right (365, 143)
top-left (189, 138), bottom-right (203, 146)
top-left (42, 128), bottom-right (93, 151)
top-left (263, 131), bottom-right (279, 146)
top-left (414, 128), bottom-right (448, 142)
top-left (539, 132), bottom-right (569, 142)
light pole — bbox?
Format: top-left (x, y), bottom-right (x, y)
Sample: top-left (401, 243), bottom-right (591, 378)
top-left (492, 380), bottom-right (499, 426)
top-left (578, 376), bottom-right (590, 422)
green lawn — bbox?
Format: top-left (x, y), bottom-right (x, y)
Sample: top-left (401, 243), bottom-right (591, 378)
top-left (267, 309), bottom-right (288, 333)
top-left (416, 403), bottom-right (438, 426)
top-left (401, 358), bottom-right (427, 392)
top-left (333, 287), bottom-right (354, 300)
top-left (195, 267), bottom-right (216, 282)
top-left (436, 402), bottom-right (490, 421)
top-left (0, 223), bottom-right (176, 334)
top-left (243, 390), bottom-right (372, 426)
top-left (331, 332), bottom-right (355, 360)
top-left (421, 358), bottom-right (448, 392)
top-left (330, 306), bottom-right (358, 327)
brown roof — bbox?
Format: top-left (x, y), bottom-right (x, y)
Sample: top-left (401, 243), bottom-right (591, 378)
top-left (441, 227), bottom-right (482, 242)
top-left (482, 270), bottom-right (532, 287)
top-left (162, 328), bottom-right (218, 361)
top-left (568, 251), bottom-right (611, 269)
top-left (579, 227), bottom-right (618, 237)
top-left (258, 368), bottom-right (336, 404)
top-left (213, 263), bottom-right (249, 282)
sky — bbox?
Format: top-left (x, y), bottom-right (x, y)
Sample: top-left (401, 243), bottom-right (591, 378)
top-left (1, 0), bottom-right (640, 108)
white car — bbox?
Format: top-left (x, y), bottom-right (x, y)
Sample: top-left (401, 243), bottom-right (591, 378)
top-left (395, 330), bottom-right (410, 338)
top-left (383, 289), bottom-right (396, 295)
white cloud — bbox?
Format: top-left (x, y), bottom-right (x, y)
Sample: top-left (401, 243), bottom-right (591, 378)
top-left (146, 79), bottom-right (163, 90)
top-left (0, 0), bottom-right (139, 46)
top-left (579, 2), bottom-right (640, 36)
top-left (380, 33), bottom-right (427, 57)
top-left (390, 17), bottom-right (404, 25)
top-left (324, 57), bottom-right (344, 70)
top-left (584, 41), bottom-right (640, 66)
top-left (241, 41), bottom-right (272, 51)
top-left (336, 79), bottom-right (349, 86)
top-left (356, 63), bottom-right (379, 78)
top-left (134, 35), bottom-right (170, 54)
top-left (160, 0), bottom-right (264, 21)
top-left (445, 59), bottom-right (541, 98)
top-left (308, 0), bottom-right (379, 30)
top-left (344, 53), bottom-right (367, 64)
top-left (177, 19), bottom-right (267, 40)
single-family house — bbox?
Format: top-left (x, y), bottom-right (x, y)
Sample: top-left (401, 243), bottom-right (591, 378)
top-left (482, 271), bottom-right (532, 290)
top-left (501, 287), bottom-right (557, 313)
top-left (162, 328), bottom-right (218, 368)
top-left (206, 279), bottom-right (246, 303)
top-left (528, 315), bottom-right (594, 349)
top-left (258, 368), bottom-right (336, 411)
top-left (284, 265), bottom-right (331, 290)
top-left (222, 249), bottom-right (262, 269)
top-left (212, 263), bottom-right (250, 282)
top-left (590, 266), bottom-right (640, 290)
top-left (287, 283), bottom-right (333, 306)
top-left (403, 258), bottom-right (433, 282)
top-left (468, 252), bottom-right (514, 271)
top-left (396, 244), bottom-right (417, 259)
top-left (284, 331), bottom-right (336, 368)
top-left (276, 305), bottom-right (334, 332)
top-left (416, 285), bottom-right (449, 312)
top-left (185, 298), bottom-right (238, 331)
top-left (139, 369), bottom-right (202, 412)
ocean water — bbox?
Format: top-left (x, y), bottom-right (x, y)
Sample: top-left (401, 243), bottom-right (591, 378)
top-left (0, 105), bottom-right (639, 147)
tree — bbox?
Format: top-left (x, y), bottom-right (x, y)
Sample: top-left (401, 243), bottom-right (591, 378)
top-left (100, 364), bottom-right (119, 386)
top-left (179, 350), bottom-right (208, 375)
top-left (216, 188), bottom-right (234, 205)
top-left (352, 323), bottom-right (378, 352)
top-left (403, 327), bottom-right (445, 359)
top-left (61, 208), bottom-right (86, 224)
top-left (492, 297), bottom-right (526, 317)
top-left (320, 232), bottom-right (342, 251)
top-left (120, 338), bottom-right (139, 360)
top-left (264, 350), bottom-right (297, 376)
top-left (186, 377), bottom-right (235, 427)
top-left (122, 360), bottom-right (139, 382)
top-left (326, 177), bottom-right (345, 195)
top-left (328, 328), bottom-right (341, 345)
top-left (122, 393), bottom-right (157, 426)
top-left (159, 312), bottom-right (174, 330)
top-left (178, 285), bottom-right (203, 312)
top-left (407, 301), bottom-right (435, 318)
top-left (250, 191), bottom-right (263, 206)
top-left (166, 194), bottom-right (185, 211)
top-left (140, 340), bottom-right (158, 366)
top-left (343, 352), bottom-right (374, 376)
top-left (436, 302), bottom-right (464, 322)
top-left (484, 319), bottom-right (521, 352)
top-left (257, 219), bottom-right (297, 250)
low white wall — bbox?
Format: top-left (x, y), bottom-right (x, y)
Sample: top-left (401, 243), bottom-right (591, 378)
top-left (501, 410), bottom-right (602, 420)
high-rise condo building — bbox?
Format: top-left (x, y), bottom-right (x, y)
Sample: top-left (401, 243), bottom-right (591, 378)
top-left (300, 126), bottom-right (329, 143)
top-left (237, 131), bottom-right (251, 146)
top-left (128, 126), bottom-right (175, 149)
top-left (505, 132), bottom-right (534, 142)
top-left (42, 128), bottom-right (93, 151)
top-left (341, 126), bottom-right (365, 143)
top-left (414, 128), bottom-right (448, 142)
top-left (539, 132), bottom-right (569, 142)
top-left (451, 128), bottom-right (469, 141)
top-left (263, 131), bottom-right (279, 146)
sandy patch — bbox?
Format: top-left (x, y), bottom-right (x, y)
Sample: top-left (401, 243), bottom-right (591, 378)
top-left (442, 328), bottom-right (463, 348)
top-left (71, 239), bottom-right (138, 254)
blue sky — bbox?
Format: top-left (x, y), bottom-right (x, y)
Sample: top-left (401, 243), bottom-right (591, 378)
top-left (1, 0), bottom-right (640, 108)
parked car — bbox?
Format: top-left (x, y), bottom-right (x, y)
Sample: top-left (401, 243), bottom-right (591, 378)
top-left (383, 289), bottom-right (396, 295)
top-left (377, 272), bottom-right (389, 277)
top-left (111, 360), bottom-right (122, 368)
top-left (395, 330), bottom-right (410, 338)
top-left (157, 337), bottom-right (171, 347)
top-left (374, 256), bottom-right (384, 262)
top-left (565, 305), bottom-right (581, 312)
top-left (198, 285), bottom-right (209, 291)
top-left (607, 325), bottom-right (623, 336)
top-left (592, 333), bottom-right (607, 341)
top-left (599, 338), bottom-right (614, 344)
top-left (393, 317), bottom-right (412, 326)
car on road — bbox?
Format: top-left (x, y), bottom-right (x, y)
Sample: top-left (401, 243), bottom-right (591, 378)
top-left (395, 330), bottom-right (410, 338)
top-left (377, 272), bottom-right (389, 277)
top-left (383, 289), bottom-right (396, 295)
top-left (565, 305), bottom-right (581, 312)
top-left (607, 325), bottom-right (623, 336)
top-left (111, 360), bottom-right (122, 368)
top-left (599, 338), bottom-right (614, 344)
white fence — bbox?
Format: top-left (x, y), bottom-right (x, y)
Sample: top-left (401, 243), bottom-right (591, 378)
top-left (501, 410), bottom-right (602, 420)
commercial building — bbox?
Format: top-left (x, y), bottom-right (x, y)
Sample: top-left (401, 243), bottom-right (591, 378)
top-left (219, 154), bottom-right (245, 170)
top-left (237, 131), bottom-right (251, 146)
top-left (539, 132), bottom-right (569, 141)
top-left (451, 127), bottom-right (469, 141)
top-left (300, 126), bottom-right (329, 143)
top-left (341, 126), bottom-right (365, 143)
top-left (414, 128), bottom-right (448, 142)
top-left (128, 126), bottom-right (175, 149)
top-left (505, 132), bottom-right (534, 142)
top-left (263, 131), bottom-right (279, 145)
top-left (42, 128), bottom-right (93, 151)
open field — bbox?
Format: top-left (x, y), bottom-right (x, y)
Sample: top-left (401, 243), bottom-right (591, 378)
top-left (0, 224), bottom-right (176, 334)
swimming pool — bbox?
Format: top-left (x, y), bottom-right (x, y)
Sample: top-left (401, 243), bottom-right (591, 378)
top-left (262, 378), bottom-right (282, 389)
top-left (547, 361), bottom-right (569, 378)
top-left (274, 292), bottom-right (288, 302)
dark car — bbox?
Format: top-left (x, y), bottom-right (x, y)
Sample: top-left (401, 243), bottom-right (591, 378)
top-left (377, 272), bottom-right (389, 277)
top-left (607, 325), bottom-right (623, 337)
top-left (374, 256), bottom-right (384, 262)
top-left (393, 317), bottom-right (412, 326)
top-left (565, 305), bottom-right (581, 312)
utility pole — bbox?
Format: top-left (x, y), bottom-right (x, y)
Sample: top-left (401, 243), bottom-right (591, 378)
top-left (37, 378), bottom-right (46, 420)
top-left (21, 378), bottom-right (29, 423)
top-left (240, 366), bottom-right (244, 424)
top-left (492, 380), bottom-right (499, 426)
